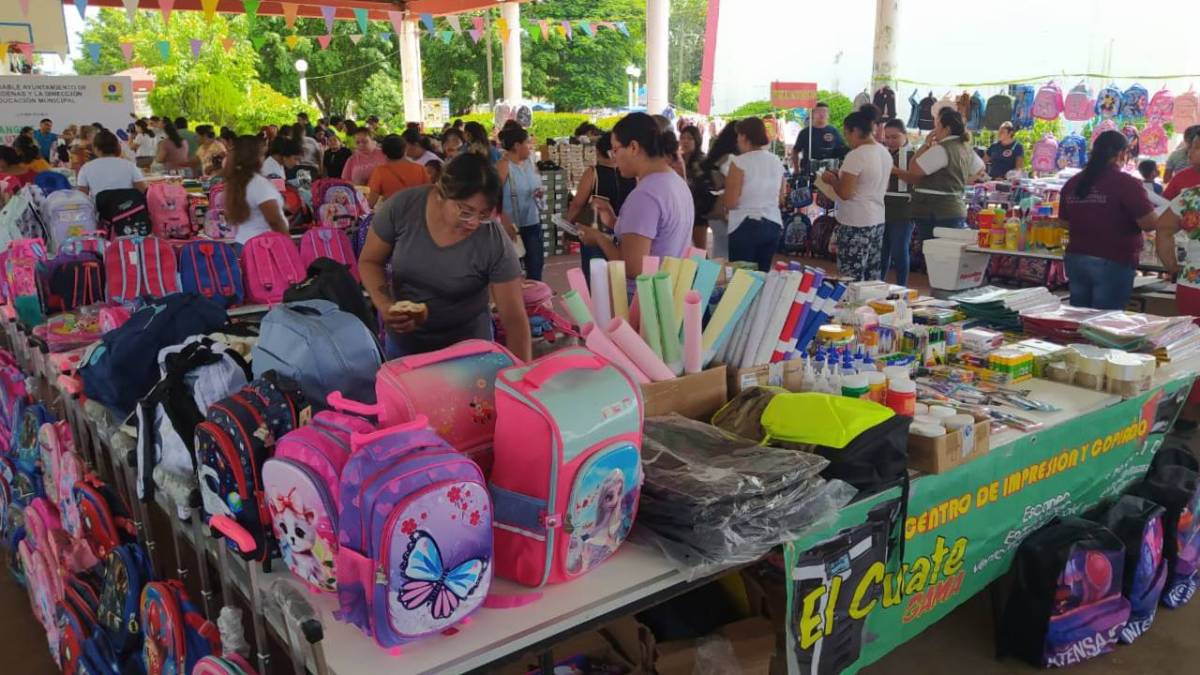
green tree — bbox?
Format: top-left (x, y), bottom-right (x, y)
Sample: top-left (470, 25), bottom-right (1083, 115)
top-left (676, 82), bottom-right (700, 111)
top-left (358, 71), bottom-right (405, 125)
top-left (669, 0), bottom-right (706, 108)
top-left (724, 91), bottom-right (854, 128)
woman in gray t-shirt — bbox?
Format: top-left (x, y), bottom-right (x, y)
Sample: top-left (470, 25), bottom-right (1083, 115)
top-left (359, 153), bottom-right (531, 360)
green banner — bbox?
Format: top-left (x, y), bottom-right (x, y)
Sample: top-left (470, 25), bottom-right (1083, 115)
top-left (784, 377), bottom-right (1194, 674)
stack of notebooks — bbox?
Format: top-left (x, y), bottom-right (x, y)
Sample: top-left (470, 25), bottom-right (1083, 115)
top-left (1079, 311), bottom-right (1200, 362)
top-left (1020, 305), bottom-right (1112, 343)
top-left (950, 286), bottom-right (1060, 332)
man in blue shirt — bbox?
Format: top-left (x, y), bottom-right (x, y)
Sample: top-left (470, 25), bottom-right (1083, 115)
top-left (985, 122), bottom-right (1024, 179)
top-left (791, 102), bottom-right (848, 177)
top-left (32, 118), bottom-right (57, 162)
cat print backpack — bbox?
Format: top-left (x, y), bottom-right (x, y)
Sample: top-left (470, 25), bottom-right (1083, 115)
top-left (1032, 82), bottom-right (1064, 120)
top-left (327, 339), bottom-right (519, 477)
top-left (139, 580), bottom-right (220, 675)
top-left (490, 348), bottom-right (643, 587)
top-left (1031, 134), bottom-right (1059, 174)
top-left (1130, 447), bottom-right (1200, 608)
top-left (262, 411), bottom-right (373, 592)
top-left (1089, 495), bottom-right (1167, 643)
top-left (334, 418), bottom-right (492, 648)
top-left (240, 231), bottom-right (305, 305)
top-left (146, 182), bottom-right (193, 240)
top-left (997, 518), bottom-right (1130, 668)
top-left (1063, 82), bottom-right (1094, 122)
top-left (203, 183), bottom-right (233, 240)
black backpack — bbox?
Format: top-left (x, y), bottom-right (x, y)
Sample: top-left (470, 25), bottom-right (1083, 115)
top-left (809, 414), bottom-right (911, 497)
top-left (1087, 495), bottom-right (1167, 643)
top-left (283, 257), bottom-right (374, 331)
top-left (94, 188), bottom-right (152, 238)
top-left (997, 517), bottom-right (1130, 668)
top-left (1130, 448), bottom-right (1200, 608)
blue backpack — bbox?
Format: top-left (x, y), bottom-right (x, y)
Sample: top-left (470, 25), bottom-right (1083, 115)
top-left (968, 91), bottom-right (986, 131)
top-left (11, 400), bottom-right (53, 476)
top-left (95, 542), bottom-right (153, 659)
top-left (33, 171), bottom-right (72, 197)
top-left (1121, 84), bottom-right (1149, 120)
top-left (178, 240), bottom-right (243, 308)
top-left (1011, 84), bottom-right (1036, 129)
top-left (139, 580), bottom-right (220, 674)
top-left (1056, 133), bottom-right (1088, 169)
top-left (1095, 85), bottom-right (1123, 118)
top-left (251, 299), bottom-right (382, 407)
top-left (79, 294), bottom-right (228, 417)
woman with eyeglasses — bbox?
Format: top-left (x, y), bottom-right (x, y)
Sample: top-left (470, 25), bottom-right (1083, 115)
top-left (358, 153), bottom-right (532, 361)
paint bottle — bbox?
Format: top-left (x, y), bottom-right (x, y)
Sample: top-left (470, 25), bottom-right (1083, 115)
top-left (866, 371), bottom-right (887, 403)
top-left (842, 373), bottom-right (870, 399)
top-left (885, 378), bottom-right (917, 416)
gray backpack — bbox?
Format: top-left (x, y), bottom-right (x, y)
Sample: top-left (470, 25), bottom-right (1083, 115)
top-left (252, 299), bottom-right (383, 408)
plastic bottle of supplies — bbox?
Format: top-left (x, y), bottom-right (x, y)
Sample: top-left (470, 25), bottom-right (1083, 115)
top-left (990, 220), bottom-right (1006, 250)
top-left (842, 373), bottom-right (870, 399)
top-left (977, 212), bottom-right (993, 247)
top-left (866, 371), bottom-right (887, 403)
top-left (885, 378), bottom-right (917, 416)
top-left (1005, 218), bottom-right (1020, 251)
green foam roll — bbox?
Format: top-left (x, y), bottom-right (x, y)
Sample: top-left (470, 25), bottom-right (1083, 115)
top-left (562, 290), bottom-right (594, 327)
top-left (636, 274), bottom-right (664, 359)
top-left (653, 272), bottom-right (682, 375)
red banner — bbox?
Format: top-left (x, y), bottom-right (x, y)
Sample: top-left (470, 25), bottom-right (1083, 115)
top-left (770, 82), bottom-right (818, 110)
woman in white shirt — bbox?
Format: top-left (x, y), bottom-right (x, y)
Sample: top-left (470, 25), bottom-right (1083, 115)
top-left (822, 105), bottom-right (893, 281)
top-left (76, 130), bottom-right (147, 197)
top-left (224, 135), bottom-right (288, 244)
top-left (723, 117), bottom-right (785, 271)
top-left (129, 119), bottom-right (159, 169)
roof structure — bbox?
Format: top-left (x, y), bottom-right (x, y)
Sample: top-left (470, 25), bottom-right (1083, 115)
top-left (65, 1), bottom-right (525, 21)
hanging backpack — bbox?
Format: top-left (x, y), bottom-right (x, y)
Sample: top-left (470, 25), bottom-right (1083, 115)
top-left (0, 186), bottom-right (47, 254)
top-left (1130, 447), bottom-right (1200, 608)
top-left (178, 239), bottom-right (244, 308)
top-left (240, 231), bottom-right (305, 305)
top-left (57, 573), bottom-right (101, 675)
top-left (262, 410), bottom-right (374, 592)
top-left (968, 91), bottom-right (986, 131)
top-left (6, 237), bottom-right (48, 326)
top-left (1087, 495), bottom-right (1167, 643)
top-left (1095, 85), bottom-right (1123, 119)
top-left (1011, 84), bottom-right (1037, 129)
top-left (104, 235), bottom-right (180, 304)
top-left (1121, 83), bottom-right (1149, 120)
top-left (203, 183), bottom-right (233, 240)
top-left (146, 182), bottom-right (193, 240)
top-left (139, 580), bottom-right (220, 675)
top-left (1148, 88), bottom-right (1175, 124)
top-left (983, 94), bottom-right (1013, 130)
top-left (1173, 89), bottom-right (1200, 129)
top-left (37, 251), bottom-right (105, 313)
top-left (252, 299), bottom-right (383, 409)
top-left (997, 518), bottom-right (1131, 668)
top-left (12, 401), bottom-right (54, 475)
top-left (1031, 134), bottom-right (1060, 174)
top-left (39, 189), bottom-right (98, 252)
top-left (334, 417), bottom-right (490, 646)
top-left (299, 226), bottom-right (359, 281)
top-left (311, 178), bottom-right (367, 230)
top-left (1090, 118), bottom-right (1118, 146)
top-left (37, 420), bottom-right (73, 507)
top-left (95, 189), bottom-right (152, 238)
top-left (1056, 133), bottom-right (1089, 170)
top-left (1141, 122), bottom-right (1170, 157)
top-left (19, 500), bottom-right (69, 652)
top-left (1032, 82), bottom-right (1064, 120)
top-left (326, 340), bottom-right (518, 476)
top-left (1063, 83), bottom-right (1094, 122)
top-left (490, 348), bottom-right (643, 587)
top-left (96, 542), bottom-right (154, 658)
top-left (34, 171), bottom-right (72, 197)
top-left (1121, 123), bottom-right (1141, 158)
top-left (282, 257), bottom-right (374, 331)
top-left (73, 476), bottom-right (137, 561)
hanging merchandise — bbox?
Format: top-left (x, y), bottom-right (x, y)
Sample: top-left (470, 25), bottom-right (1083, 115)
top-left (1056, 133), bottom-right (1088, 169)
top-left (1095, 84), bottom-right (1123, 118)
top-left (1011, 84), bottom-right (1037, 129)
top-left (984, 92), bottom-right (1013, 130)
top-left (968, 91), bottom-right (986, 131)
top-left (1141, 122), bottom-right (1170, 156)
top-left (1090, 118), bottom-right (1118, 145)
top-left (1148, 88), bottom-right (1175, 124)
top-left (955, 91), bottom-right (971, 120)
top-left (906, 90), bottom-right (920, 129)
top-left (1063, 82), bottom-right (1094, 121)
top-left (1030, 134), bottom-right (1059, 173)
top-left (1121, 123), bottom-right (1141, 158)
top-left (917, 92), bottom-right (937, 130)
top-left (1174, 87), bottom-right (1200, 129)
top-left (1032, 81), bottom-right (1064, 120)
top-left (931, 92), bottom-right (956, 122)
top-left (1121, 83), bottom-right (1150, 120)
top-left (873, 86), bottom-right (897, 119)
top-left (852, 90), bottom-right (871, 111)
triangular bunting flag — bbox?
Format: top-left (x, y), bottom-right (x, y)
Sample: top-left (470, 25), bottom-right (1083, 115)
top-left (86, 42), bottom-right (100, 64)
top-left (17, 42), bottom-right (33, 63)
top-left (320, 6), bottom-right (337, 34)
top-left (201, 0), bottom-right (219, 21)
top-left (538, 20), bottom-right (549, 41)
top-left (496, 18), bottom-right (509, 43)
top-left (555, 25), bottom-right (566, 39)
top-left (447, 16), bottom-right (462, 35)
top-left (285, 35), bottom-right (299, 49)
top-left (562, 21), bottom-right (573, 41)
top-left (120, 42), bottom-right (134, 62)
top-left (441, 30), bottom-right (453, 44)
top-left (349, 34), bottom-right (363, 45)
top-left (156, 40), bottom-right (170, 60)
top-left (354, 8), bottom-right (369, 34)
top-left (282, 3), bottom-right (298, 29)
top-left (74, 0), bottom-right (88, 21)
top-left (222, 38), bottom-right (235, 52)
top-left (473, 16), bottom-right (485, 33)
top-left (579, 21), bottom-right (594, 38)
top-left (615, 21), bottom-right (629, 37)
top-left (190, 38), bottom-right (202, 58)
top-left (121, 0), bottom-right (137, 22)
top-left (317, 34), bottom-right (332, 50)
top-left (242, 0), bottom-right (260, 22)
top-left (251, 35), bottom-right (265, 50)
top-left (468, 28), bottom-right (483, 44)
top-left (387, 10), bottom-right (405, 37)
top-left (159, 0), bottom-right (175, 26)
top-left (17, 0), bottom-right (30, 19)
top-left (379, 31), bottom-right (391, 42)
top-left (420, 14), bottom-right (435, 34)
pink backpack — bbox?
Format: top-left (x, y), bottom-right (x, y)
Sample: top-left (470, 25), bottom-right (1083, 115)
top-left (240, 231), bottom-right (305, 305)
top-left (1032, 82), bottom-right (1064, 120)
top-left (1148, 89), bottom-right (1175, 124)
top-left (5, 237), bottom-right (48, 299)
top-left (1063, 83), bottom-right (1094, 121)
top-left (1141, 123), bottom-right (1169, 157)
top-left (37, 421), bottom-right (73, 507)
top-left (104, 236), bottom-right (180, 304)
top-left (146, 182), bottom-right (193, 239)
top-left (327, 340), bottom-right (519, 476)
top-left (19, 499), bottom-right (66, 647)
top-left (300, 226), bottom-right (359, 281)
top-left (1091, 119), bottom-right (1118, 146)
top-left (490, 348), bottom-right (643, 587)
top-left (1031, 134), bottom-right (1060, 173)
top-left (203, 183), bottom-right (233, 240)
top-left (262, 411), bottom-right (374, 592)
top-left (1174, 89), bottom-right (1200, 129)
top-left (312, 178), bottom-right (367, 229)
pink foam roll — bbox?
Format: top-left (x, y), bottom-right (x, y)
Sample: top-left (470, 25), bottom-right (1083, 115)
top-left (683, 290), bottom-right (703, 374)
top-left (566, 267), bottom-right (593, 315)
top-left (606, 317), bottom-right (676, 382)
top-left (642, 256), bottom-right (661, 275)
top-left (688, 246), bottom-right (708, 260)
top-left (583, 323), bottom-right (650, 383)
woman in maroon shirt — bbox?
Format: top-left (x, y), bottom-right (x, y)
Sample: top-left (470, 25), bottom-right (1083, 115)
top-left (1059, 131), bottom-right (1157, 309)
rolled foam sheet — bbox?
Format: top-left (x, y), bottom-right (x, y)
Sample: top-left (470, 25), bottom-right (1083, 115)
top-left (660, 257), bottom-right (681, 292)
top-left (753, 270), bottom-right (803, 368)
top-left (738, 270), bottom-right (783, 369)
top-left (582, 322), bottom-right (650, 383)
top-left (628, 256), bottom-right (660, 332)
top-left (608, 260), bottom-right (629, 320)
top-left (588, 258), bottom-right (612, 327)
top-left (561, 290), bottom-right (594, 328)
top-left (683, 291), bottom-right (703, 374)
top-left (687, 246), bottom-right (708, 260)
top-left (702, 269), bottom-right (763, 366)
top-left (671, 258), bottom-right (698, 334)
top-left (635, 274), bottom-right (664, 359)
top-left (689, 257), bottom-right (721, 313)
top-left (566, 266), bottom-right (594, 315)
top-left (642, 256), bottom-right (661, 276)
top-left (724, 289), bottom-right (761, 367)
top-left (607, 317), bottom-right (676, 381)
top-left (652, 272), bottom-right (683, 375)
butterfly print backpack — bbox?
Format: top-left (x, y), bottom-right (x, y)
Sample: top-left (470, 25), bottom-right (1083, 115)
top-left (262, 410), bottom-right (373, 592)
top-left (335, 417), bottom-right (492, 649)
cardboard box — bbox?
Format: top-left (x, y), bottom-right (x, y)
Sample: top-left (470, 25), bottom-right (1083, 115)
top-left (907, 413), bottom-right (991, 474)
top-left (726, 359), bottom-right (804, 395)
top-left (641, 366), bottom-right (728, 420)
top-left (655, 618), bottom-right (776, 675)
top-left (492, 615), bottom-right (655, 675)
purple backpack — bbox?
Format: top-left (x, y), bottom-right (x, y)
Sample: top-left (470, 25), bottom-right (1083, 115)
top-left (334, 418), bottom-right (492, 650)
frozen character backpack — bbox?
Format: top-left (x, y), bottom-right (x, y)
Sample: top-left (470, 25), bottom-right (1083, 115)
top-left (1031, 134), bottom-right (1059, 174)
top-left (40, 189), bottom-right (98, 253)
top-left (1090, 494), bottom-right (1167, 644)
top-left (1121, 123), bottom-right (1141, 159)
top-left (1148, 88), bottom-right (1175, 124)
top-left (262, 411), bottom-right (373, 592)
top-left (1141, 123), bottom-right (1169, 157)
top-left (178, 240), bottom-right (244, 308)
top-left (490, 348), bottom-right (643, 587)
top-left (1121, 83), bottom-right (1149, 121)
top-left (997, 518), bottom-right (1130, 668)
top-left (139, 580), bottom-right (220, 675)
top-left (1095, 85), bottom-right (1123, 119)
top-left (1130, 447), bottom-right (1200, 608)
top-left (147, 182), bottom-right (193, 240)
top-left (327, 339), bottom-right (519, 477)
top-left (299, 226), bottom-right (359, 281)
top-left (334, 418), bottom-right (492, 649)
top-left (96, 542), bottom-right (154, 659)
top-left (95, 188), bottom-right (152, 238)
top-left (240, 231), bottom-right (306, 305)
top-left (311, 178), bottom-right (367, 230)
top-left (104, 235), bottom-right (180, 304)
top-left (1174, 88), bottom-right (1200, 129)
top-left (1011, 84), bottom-right (1037, 129)
top-left (1063, 83), bottom-right (1094, 122)
top-left (1032, 82), bottom-right (1064, 120)
top-left (203, 183), bottom-right (233, 240)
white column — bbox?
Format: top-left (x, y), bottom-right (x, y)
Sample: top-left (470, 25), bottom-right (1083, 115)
top-left (501, 1), bottom-right (523, 103)
top-left (399, 15), bottom-right (424, 124)
top-left (645, 0), bottom-right (669, 114)
top-left (871, 0), bottom-right (899, 90)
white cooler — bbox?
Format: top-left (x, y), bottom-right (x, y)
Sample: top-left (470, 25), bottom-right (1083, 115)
top-left (923, 235), bottom-right (990, 291)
